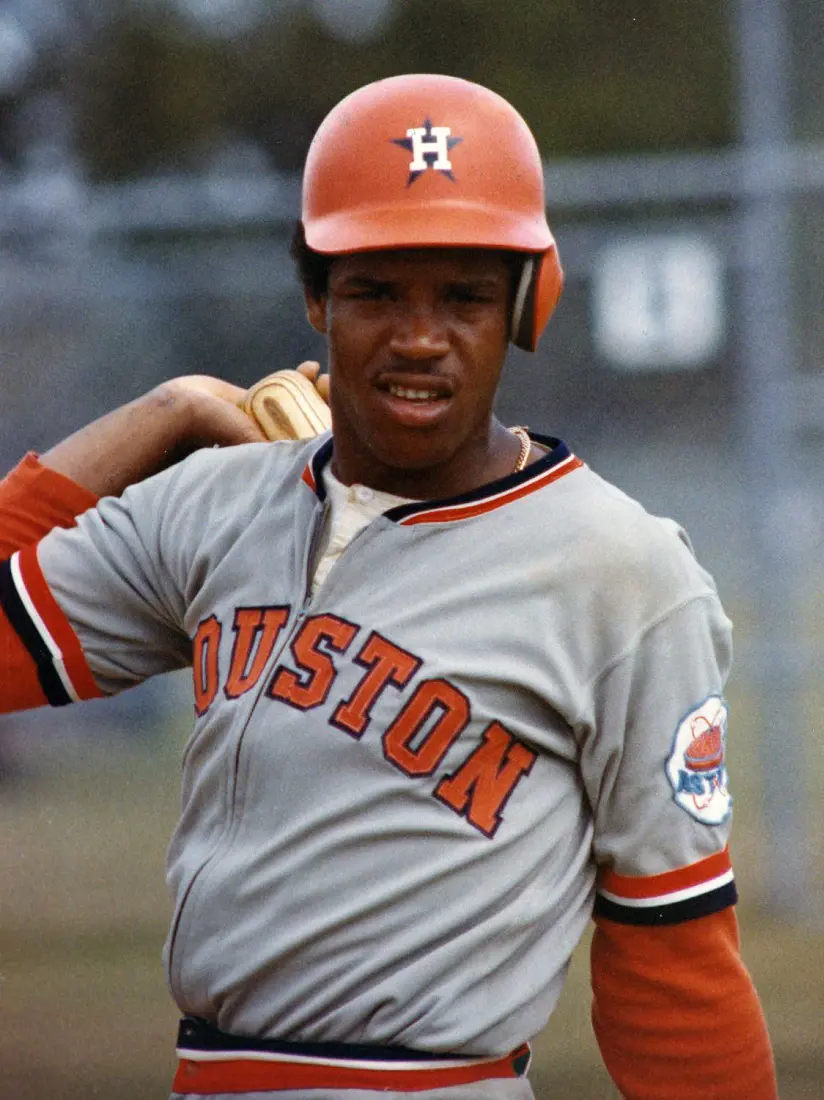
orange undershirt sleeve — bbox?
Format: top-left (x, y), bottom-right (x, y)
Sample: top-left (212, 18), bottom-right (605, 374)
top-left (591, 907), bottom-right (777, 1099)
top-left (0, 599), bottom-right (51, 711)
top-left (0, 454), bottom-right (100, 711)
top-left (0, 452), bottom-right (99, 558)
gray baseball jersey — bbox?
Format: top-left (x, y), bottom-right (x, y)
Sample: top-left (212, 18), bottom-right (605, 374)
top-left (16, 433), bottom-right (735, 1066)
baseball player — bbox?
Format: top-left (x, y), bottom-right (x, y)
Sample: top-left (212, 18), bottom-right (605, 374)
top-left (0, 74), bottom-right (776, 1099)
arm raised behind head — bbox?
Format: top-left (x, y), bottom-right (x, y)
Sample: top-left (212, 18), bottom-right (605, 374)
top-left (40, 363), bottom-right (328, 498)
top-left (40, 375), bottom-right (267, 499)
top-left (0, 365), bottom-right (329, 712)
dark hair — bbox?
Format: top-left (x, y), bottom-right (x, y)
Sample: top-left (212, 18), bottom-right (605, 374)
top-left (290, 221), bottom-right (332, 301)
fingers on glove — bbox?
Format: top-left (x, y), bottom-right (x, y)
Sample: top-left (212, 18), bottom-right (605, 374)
top-left (239, 368), bottom-right (331, 441)
top-left (296, 361), bottom-right (330, 403)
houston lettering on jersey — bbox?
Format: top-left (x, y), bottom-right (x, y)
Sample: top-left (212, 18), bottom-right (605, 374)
top-left (192, 606), bottom-right (537, 839)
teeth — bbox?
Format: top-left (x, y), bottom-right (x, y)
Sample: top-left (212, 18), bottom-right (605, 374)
top-left (388, 384), bottom-right (440, 401)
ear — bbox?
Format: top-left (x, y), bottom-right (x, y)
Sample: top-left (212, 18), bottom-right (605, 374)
top-left (304, 290), bottom-right (328, 335)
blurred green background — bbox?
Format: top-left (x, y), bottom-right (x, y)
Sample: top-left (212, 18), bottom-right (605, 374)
top-left (1, 1), bottom-right (822, 1096)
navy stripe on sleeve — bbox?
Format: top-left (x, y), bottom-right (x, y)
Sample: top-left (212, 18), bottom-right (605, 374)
top-left (0, 557), bottom-right (73, 706)
top-left (594, 880), bottom-right (738, 926)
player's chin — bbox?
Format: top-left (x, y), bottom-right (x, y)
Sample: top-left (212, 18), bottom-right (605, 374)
top-left (369, 436), bottom-right (450, 473)
top-left (365, 418), bottom-right (460, 472)
top-left (361, 398), bottom-right (457, 460)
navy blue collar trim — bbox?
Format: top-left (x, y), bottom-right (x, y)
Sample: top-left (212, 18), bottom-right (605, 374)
top-left (305, 432), bottom-right (571, 520)
top-left (307, 436), bottom-right (335, 502)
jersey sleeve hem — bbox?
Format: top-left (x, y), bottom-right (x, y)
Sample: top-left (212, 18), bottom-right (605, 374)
top-left (0, 546), bottom-right (103, 706)
top-left (594, 847), bottom-right (736, 925)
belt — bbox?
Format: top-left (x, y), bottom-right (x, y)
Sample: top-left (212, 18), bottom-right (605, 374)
top-left (173, 1016), bottom-right (532, 1094)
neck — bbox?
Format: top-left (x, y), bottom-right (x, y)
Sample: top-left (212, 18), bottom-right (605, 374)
top-left (331, 419), bottom-right (524, 500)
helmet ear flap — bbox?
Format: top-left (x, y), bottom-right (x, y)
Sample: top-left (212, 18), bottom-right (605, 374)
top-left (510, 248), bottom-right (564, 352)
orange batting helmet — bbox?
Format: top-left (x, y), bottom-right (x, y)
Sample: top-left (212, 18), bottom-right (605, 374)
top-left (301, 73), bottom-right (563, 352)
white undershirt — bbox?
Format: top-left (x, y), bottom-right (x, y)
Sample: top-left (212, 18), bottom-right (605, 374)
top-left (312, 467), bottom-right (419, 594)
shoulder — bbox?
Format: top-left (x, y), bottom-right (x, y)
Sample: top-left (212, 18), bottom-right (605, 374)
top-left (540, 461), bottom-right (721, 618)
top-left (68, 438), bottom-right (320, 555)
top-left (127, 438), bottom-right (316, 516)
top-left (575, 467), bottom-right (699, 558)
top-left (33, 439), bottom-right (322, 599)
top-left (171, 438), bottom-right (313, 490)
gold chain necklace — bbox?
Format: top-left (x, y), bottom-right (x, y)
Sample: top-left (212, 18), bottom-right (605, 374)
top-left (509, 426), bottom-right (531, 473)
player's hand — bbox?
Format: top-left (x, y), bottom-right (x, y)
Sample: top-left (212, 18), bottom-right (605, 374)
top-left (294, 360), bottom-right (330, 404)
top-left (156, 362), bottom-right (329, 451)
top-left (41, 364), bottom-right (329, 499)
top-left (153, 374), bottom-right (268, 449)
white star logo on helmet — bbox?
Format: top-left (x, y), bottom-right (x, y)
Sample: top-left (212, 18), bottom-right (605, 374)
top-left (391, 118), bottom-right (463, 186)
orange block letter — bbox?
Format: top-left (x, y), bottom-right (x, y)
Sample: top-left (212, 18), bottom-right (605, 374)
top-left (435, 721), bottom-right (536, 836)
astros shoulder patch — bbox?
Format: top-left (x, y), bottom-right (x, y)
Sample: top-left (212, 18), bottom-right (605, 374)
top-left (666, 695), bottom-right (732, 825)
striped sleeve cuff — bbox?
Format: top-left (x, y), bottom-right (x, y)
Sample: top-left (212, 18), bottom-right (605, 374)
top-left (0, 546), bottom-right (103, 706)
top-left (594, 848), bottom-right (737, 925)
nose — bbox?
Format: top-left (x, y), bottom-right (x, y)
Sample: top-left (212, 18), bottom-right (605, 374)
top-left (388, 305), bottom-right (450, 361)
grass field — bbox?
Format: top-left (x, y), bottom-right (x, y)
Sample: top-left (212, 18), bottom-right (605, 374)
top-left (0, 694), bottom-right (821, 1100)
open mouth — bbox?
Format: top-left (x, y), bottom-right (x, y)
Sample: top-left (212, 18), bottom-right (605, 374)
top-left (378, 372), bottom-right (454, 401)
top-left (386, 383), bottom-right (447, 403)
top-left (374, 374), bottom-right (454, 428)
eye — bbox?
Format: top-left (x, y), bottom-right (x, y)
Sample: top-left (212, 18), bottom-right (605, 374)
top-left (345, 281), bottom-right (393, 301)
top-left (446, 284), bottom-right (497, 304)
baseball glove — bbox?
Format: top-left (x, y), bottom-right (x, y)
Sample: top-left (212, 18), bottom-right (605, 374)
top-left (239, 369), bottom-right (331, 441)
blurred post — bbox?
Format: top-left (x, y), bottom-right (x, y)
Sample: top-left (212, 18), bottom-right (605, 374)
top-left (731, 0), bottom-right (809, 915)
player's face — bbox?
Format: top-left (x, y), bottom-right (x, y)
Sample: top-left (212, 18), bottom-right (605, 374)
top-left (306, 248), bottom-right (514, 497)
